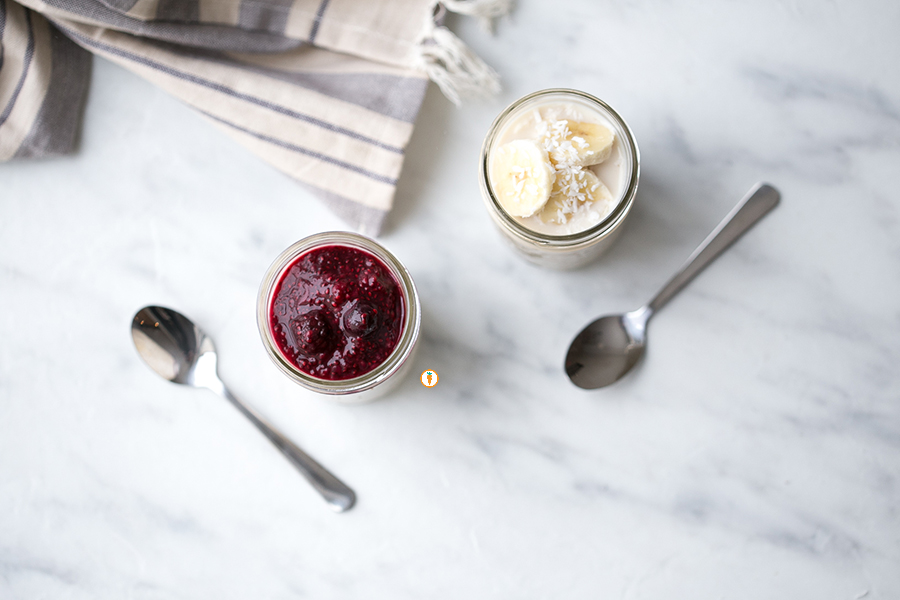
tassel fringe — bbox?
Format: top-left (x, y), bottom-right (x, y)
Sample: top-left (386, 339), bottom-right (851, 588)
top-left (416, 0), bottom-right (511, 106)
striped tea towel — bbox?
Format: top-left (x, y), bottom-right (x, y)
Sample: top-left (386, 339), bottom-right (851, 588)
top-left (0, 0), bottom-right (509, 234)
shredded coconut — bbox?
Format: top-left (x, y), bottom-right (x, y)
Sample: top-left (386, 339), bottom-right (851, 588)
top-left (531, 113), bottom-right (608, 225)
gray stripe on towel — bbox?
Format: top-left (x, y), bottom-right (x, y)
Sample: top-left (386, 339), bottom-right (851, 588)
top-left (200, 109), bottom-right (398, 185)
top-left (0, 0), bottom-right (7, 72)
top-left (238, 0), bottom-right (292, 34)
top-left (60, 26), bottom-right (405, 153)
top-left (14, 23), bottom-right (93, 158)
top-left (44, 0), bottom-right (301, 52)
top-left (140, 40), bottom-right (428, 123)
top-left (308, 0), bottom-right (329, 43)
top-left (155, 0), bottom-right (199, 23)
top-left (1, 0), bottom-right (8, 43)
top-left (231, 63), bottom-right (428, 123)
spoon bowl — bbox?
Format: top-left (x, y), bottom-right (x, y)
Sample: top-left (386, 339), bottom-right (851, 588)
top-left (565, 183), bottom-right (780, 389)
top-left (566, 308), bottom-right (649, 389)
top-left (132, 307), bottom-right (213, 385)
top-left (132, 306), bottom-right (356, 512)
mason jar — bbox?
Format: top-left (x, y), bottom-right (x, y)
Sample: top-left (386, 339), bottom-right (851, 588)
top-left (257, 231), bottom-right (420, 403)
top-left (480, 88), bottom-right (640, 269)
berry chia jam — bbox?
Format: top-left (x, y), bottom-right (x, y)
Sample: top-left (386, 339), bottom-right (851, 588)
top-left (268, 245), bottom-right (404, 380)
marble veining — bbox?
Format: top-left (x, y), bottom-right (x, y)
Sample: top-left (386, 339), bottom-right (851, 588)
top-left (2, 0), bottom-right (900, 598)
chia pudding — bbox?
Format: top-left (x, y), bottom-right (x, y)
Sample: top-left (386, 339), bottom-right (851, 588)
top-left (269, 245), bottom-right (404, 381)
top-left (258, 232), bottom-right (420, 402)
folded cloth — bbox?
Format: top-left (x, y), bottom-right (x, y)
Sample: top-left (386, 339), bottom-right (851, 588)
top-left (0, 0), bottom-right (508, 234)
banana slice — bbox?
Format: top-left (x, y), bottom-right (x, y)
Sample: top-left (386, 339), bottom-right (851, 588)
top-left (539, 168), bottom-right (613, 224)
top-left (544, 120), bottom-right (615, 167)
top-left (490, 139), bottom-right (554, 217)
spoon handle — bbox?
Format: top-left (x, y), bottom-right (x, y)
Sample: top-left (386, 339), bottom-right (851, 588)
top-left (648, 183), bottom-right (780, 314)
top-left (219, 386), bottom-right (356, 512)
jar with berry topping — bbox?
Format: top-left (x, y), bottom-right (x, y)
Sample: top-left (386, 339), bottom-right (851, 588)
top-left (257, 232), bottom-right (420, 403)
top-left (480, 88), bottom-right (640, 269)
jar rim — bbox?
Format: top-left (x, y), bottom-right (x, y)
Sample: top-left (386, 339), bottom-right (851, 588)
top-left (256, 231), bottom-right (421, 395)
top-left (480, 88), bottom-right (641, 247)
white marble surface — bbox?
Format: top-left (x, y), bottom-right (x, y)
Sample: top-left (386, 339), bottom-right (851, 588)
top-left (2, 1), bottom-right (899, 598)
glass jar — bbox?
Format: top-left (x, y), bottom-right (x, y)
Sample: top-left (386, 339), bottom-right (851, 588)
top-left (480, 88), bottom-right (640, 269)
top-left (257, 231), bottom-right (421, 403)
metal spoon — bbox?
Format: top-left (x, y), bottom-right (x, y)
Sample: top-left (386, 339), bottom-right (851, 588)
top-left (131, 306), bottom-right (356, 512)
top-left (565, 183), bottom-right (780, 389)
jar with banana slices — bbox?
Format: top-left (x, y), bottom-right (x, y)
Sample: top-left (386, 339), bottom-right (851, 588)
top-left (480, 89), bottom-right (639, 269)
